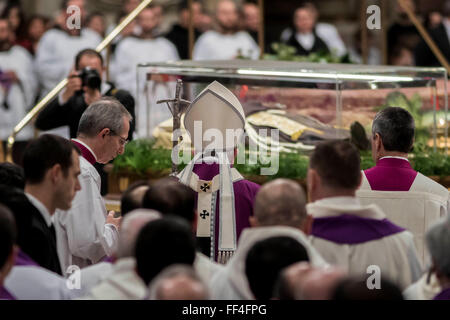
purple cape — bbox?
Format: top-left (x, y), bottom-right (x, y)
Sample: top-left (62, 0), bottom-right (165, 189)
top-left (15, 249), bottom-right (39, 267)
top-left (312, 214), bottom-right (406, 244)
top-left (364, 158), bottom-right (417, 191)
top-left (71, 140), bottom-right (96, 165)
top-left (0, 287), bottom-right (16, 300)
top-left (192, 162), bottom-right (260, 260)
top-left (434, 287), bottom-right (450, 300)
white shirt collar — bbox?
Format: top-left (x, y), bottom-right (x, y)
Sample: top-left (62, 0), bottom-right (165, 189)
top-left (312, 196), bottom-right (360, 207)
top-left (72, 138), bottom-right (98, 161)
top-left (101, 82), bottom-right (111, 95)
top-left (295, 32), bottom-right (314, 50)
top-left (379, 156), bottom-right (409, 162)
top-left (25, 193), bottom-right (53, 227)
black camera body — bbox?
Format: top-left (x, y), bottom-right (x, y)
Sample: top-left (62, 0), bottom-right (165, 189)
top-left (78, 67), bottom-right (101, 91)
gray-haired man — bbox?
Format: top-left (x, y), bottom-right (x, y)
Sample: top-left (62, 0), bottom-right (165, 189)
top-left (55, 97), bottom-right (132, 273)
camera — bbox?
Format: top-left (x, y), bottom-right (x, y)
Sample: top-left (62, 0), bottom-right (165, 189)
top-left (78, 67), bottom-right (101, 91)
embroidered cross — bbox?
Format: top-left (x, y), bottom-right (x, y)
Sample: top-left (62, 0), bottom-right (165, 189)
top-left (200, 183), bottom-right (211, 192)
top-left (200, 210), bottom-right (209, 219)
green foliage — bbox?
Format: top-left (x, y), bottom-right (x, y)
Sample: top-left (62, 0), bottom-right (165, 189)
top-left (113, 139), bottom-right (450, 180)
top-left (263, 42), bottom-right (350, 63)
top-left (377, 91), bottom-right (424, 127)
top-left (113, 139), bottom-right (173, 176)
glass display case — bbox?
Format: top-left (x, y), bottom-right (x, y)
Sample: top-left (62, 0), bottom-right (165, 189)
top-left (136, 60), bottom-right (448, 154)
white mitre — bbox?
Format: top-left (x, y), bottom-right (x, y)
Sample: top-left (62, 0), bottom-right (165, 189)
top-left (184, 80), bottom-right (246, 152)
top-left (178, 81), bottom-right (246, 264)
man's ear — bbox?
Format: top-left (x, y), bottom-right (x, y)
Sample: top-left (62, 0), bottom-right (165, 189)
top-left (249, 216), bottom-right (259, 227)
top-left (98, 127), bottom-right (110, 139)
top-left (307, 168), bottom-right (320, 202)
top-left (301, 214), bottom-right (314, 235)
top-left (49, 164), bottom-right (63, 184)
top-left (374, 133), bottom-right (382, 152)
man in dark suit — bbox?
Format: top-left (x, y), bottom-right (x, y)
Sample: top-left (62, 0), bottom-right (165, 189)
top-left (0, 135), bottom-right (81, 275)
top-left (415, 2), bottom-right (450, 67)
top-left (35, 49), bottom-right (135, 195)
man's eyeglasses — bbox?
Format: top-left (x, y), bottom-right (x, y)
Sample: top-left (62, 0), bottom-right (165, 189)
top-left (108, 129), bottom-right (129, 146)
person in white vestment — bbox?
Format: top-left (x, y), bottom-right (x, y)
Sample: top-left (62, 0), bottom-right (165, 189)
top-left (34, 0), bottom-right (101, 98)
top-left (55, 98), bottom-right (131, 272)
top-left (142, 178), bottom-right (224, 284)
top-left (112, 6), bottom-right (179, 136)
top-left (210, 179), bottom-right (327, 300)
top-left (81, 209), bottom-right (161, 300)
top-left (0, 17), bottom-right (37, 144)
top-left (307, 141), bottom-right (422, 290)
top-left (193, 0), bottom-right (259, 60)
top-left (357, 107), bottom-right (449, 265)
top-left (148, 264), bottom-right (209, 300)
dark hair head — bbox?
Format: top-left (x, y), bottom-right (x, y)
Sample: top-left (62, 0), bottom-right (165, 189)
top-left (332, 277), bottom-right (404, 300)
top-left (143, 178), bottom-right (196, 224)
top-left (75, 48), bottom-right (104, 69)
top-left (0, 162), bottom-right (25, 189)
top-left (120, 180), bottom-right (149, 216)
top-left (23, 134), bottom-right (80, 184)
top-left (245, 236), bottom-right (310, 300)
top-left (310, 141), bottom-right (361, 190)
top-left (0, 203), bottom-right (16, 269)
top-left (0, 0), bottom-right (26, 37)
top-left (372, 107), bottom-right (415, 153)
top-left (135, 215), bottom-right (196, 285)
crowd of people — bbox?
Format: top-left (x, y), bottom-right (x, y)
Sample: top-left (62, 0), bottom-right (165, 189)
top-left (0, 0), bottom-right (449, 301)
top-left (0, 81), bottom-right (448, 300)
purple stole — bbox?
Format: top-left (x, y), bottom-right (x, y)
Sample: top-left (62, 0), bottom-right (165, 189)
top-left (192, 162), bottom-right (260, 258)
top-left (312, 214), bottom-right (406, 244)
top-left (434, 288), bottom-right (450, 300)
top-left (15, 249), bottom-right (39, 267)
top-left (71, 140), bottom-right (96, 165)
top-left (364, 158), bottom-right (417, 191)
top-left (0, 287), bottom-right (16, 300)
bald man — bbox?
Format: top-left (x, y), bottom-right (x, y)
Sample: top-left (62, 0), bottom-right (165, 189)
top-left (210, 178), bottom-right (326, 299)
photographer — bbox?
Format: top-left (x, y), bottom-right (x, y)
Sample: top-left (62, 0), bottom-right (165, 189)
top-left (35, 48), bottom-right (135, 195)
top-left (36, 48), bottom-right (135, 139)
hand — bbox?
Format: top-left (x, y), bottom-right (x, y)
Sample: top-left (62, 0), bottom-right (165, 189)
top-left (83, 86), bottom-right (101, 106)
top-left (62, 69), bottom-right (82, 104)
top-left (106, 211), bottom-right (121, 230)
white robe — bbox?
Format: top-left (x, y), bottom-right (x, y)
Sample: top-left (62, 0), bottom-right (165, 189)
top-left (80, 257), bottom-right (147, 300)
top-left (34, 28), bottom-right (101, 98)
top-left (0, 45), bottom-right (37, 140)
top-left (194, 252), bottom-right (224, 285)
top-left (193, 30), bottom-right (260, 61)
top-left (403, 272), bottom-right (441, 300)
top-left (358, 171), bottom-right (449, 266)
top-left (307, 197), bottom-right (423, 290)
top-left (55, 156), bottom-right (119, 273)
top-left (209, 226), bottom-right (328, 300)
top-left (112, 36), bottom-right (179, 137)
top-left (4, 265), bottom-right (82, 300)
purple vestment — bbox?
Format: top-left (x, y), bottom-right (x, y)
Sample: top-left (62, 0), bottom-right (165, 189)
top-left (192, 162), bottom-right (260, 260)
top-left (15, 249), bottom-right (39, 267)
top-left (434, 287), bottom-right (450, 300)
top-left (71, 140), bottom-right (96, 165)
top-left (364, 158), bottom-right (417, 191)
top-left (312, 214), bottom-right (406, 244)
top-left (0, 287), bottom-right (16, 300)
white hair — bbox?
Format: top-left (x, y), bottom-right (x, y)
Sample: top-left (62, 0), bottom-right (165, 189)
top-left (117, 209), bottom-right (162, 258)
